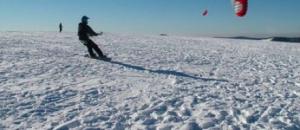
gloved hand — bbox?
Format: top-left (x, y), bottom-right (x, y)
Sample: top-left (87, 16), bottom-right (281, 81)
top-left (97, 32), bottom-right (103, 36)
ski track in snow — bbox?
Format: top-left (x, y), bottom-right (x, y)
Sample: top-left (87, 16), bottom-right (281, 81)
top-left (0, 32), bottom-right (299, 130)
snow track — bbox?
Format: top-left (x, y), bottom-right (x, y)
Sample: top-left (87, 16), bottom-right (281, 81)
top-left (0, 32), bottom-right (299, 129)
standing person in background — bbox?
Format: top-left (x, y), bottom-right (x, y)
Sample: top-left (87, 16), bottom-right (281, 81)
top-left (59, 22), bottom-right (63, 33)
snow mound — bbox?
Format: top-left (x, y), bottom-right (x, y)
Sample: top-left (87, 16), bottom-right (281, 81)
top-left (0, 32), bottom-right (300, 129)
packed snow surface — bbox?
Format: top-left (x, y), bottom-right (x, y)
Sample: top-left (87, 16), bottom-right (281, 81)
top-left (0, 32), bottom-right (299, 130)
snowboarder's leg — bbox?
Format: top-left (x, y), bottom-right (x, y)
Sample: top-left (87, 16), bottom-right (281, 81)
top-left (84, 41), bottom-right (97, 58)
top-left (87, 39), bottom-right (105, 57)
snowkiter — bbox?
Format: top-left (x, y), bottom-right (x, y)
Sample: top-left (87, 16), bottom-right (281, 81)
top-left (78, 16), bottom-right (107, 59)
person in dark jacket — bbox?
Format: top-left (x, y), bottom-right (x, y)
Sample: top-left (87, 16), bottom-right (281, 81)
top-left (59, 22), bottom-right (63, 32)
top-left (78, 16), bottom-right (106, 59)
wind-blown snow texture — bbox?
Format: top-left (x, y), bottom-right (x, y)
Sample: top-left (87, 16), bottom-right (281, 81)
top-left (0, 32), bottom-right (299, 130)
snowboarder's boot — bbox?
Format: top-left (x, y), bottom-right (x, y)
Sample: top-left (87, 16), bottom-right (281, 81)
top-left (99, 55), bottom-right (111, 61)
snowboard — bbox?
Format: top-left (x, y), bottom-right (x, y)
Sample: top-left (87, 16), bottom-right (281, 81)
top-left (84, 54), bottom-right (111, 61)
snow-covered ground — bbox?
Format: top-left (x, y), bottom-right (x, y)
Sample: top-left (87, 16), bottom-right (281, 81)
top-left (0, 32), bottom-right (299, 130)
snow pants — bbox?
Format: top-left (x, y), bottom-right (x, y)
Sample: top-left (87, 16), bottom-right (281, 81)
top-left (80, 39), bottom-right (104, 58)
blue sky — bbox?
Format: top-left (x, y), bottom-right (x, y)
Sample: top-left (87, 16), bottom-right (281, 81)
top-left (0, 0), bottom-right (299, 37)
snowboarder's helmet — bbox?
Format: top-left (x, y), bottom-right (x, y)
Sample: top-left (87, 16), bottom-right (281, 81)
top-left (81, 16), bottom-right (89, 21)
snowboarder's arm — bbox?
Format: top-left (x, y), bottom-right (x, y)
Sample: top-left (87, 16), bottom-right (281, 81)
top-left (87, 25), bottom-right (98, 36)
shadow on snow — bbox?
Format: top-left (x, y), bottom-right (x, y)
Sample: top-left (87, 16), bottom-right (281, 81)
top-left (108, 60), bottom-right (228, 82)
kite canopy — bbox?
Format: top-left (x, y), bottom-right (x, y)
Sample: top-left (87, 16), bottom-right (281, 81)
top-left (233, 0), bottom-right (248, 17)
top-left (201, 0), bottom-right (248, 17)
top-left (202, 9), bottom-right (208, 16)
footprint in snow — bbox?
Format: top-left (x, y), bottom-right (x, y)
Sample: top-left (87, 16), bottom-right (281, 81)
top-left (81, 88), bottom-right (105, 106)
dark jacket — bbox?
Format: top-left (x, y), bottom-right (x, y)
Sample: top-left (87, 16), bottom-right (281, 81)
top-left (78, 23), bottom-right (98, 40)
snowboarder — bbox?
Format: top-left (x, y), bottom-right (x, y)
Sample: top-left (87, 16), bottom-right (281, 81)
top-left (78, 16), bottom-right (109, 60)
top-left (59, 22), bottom-right (63, 32)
